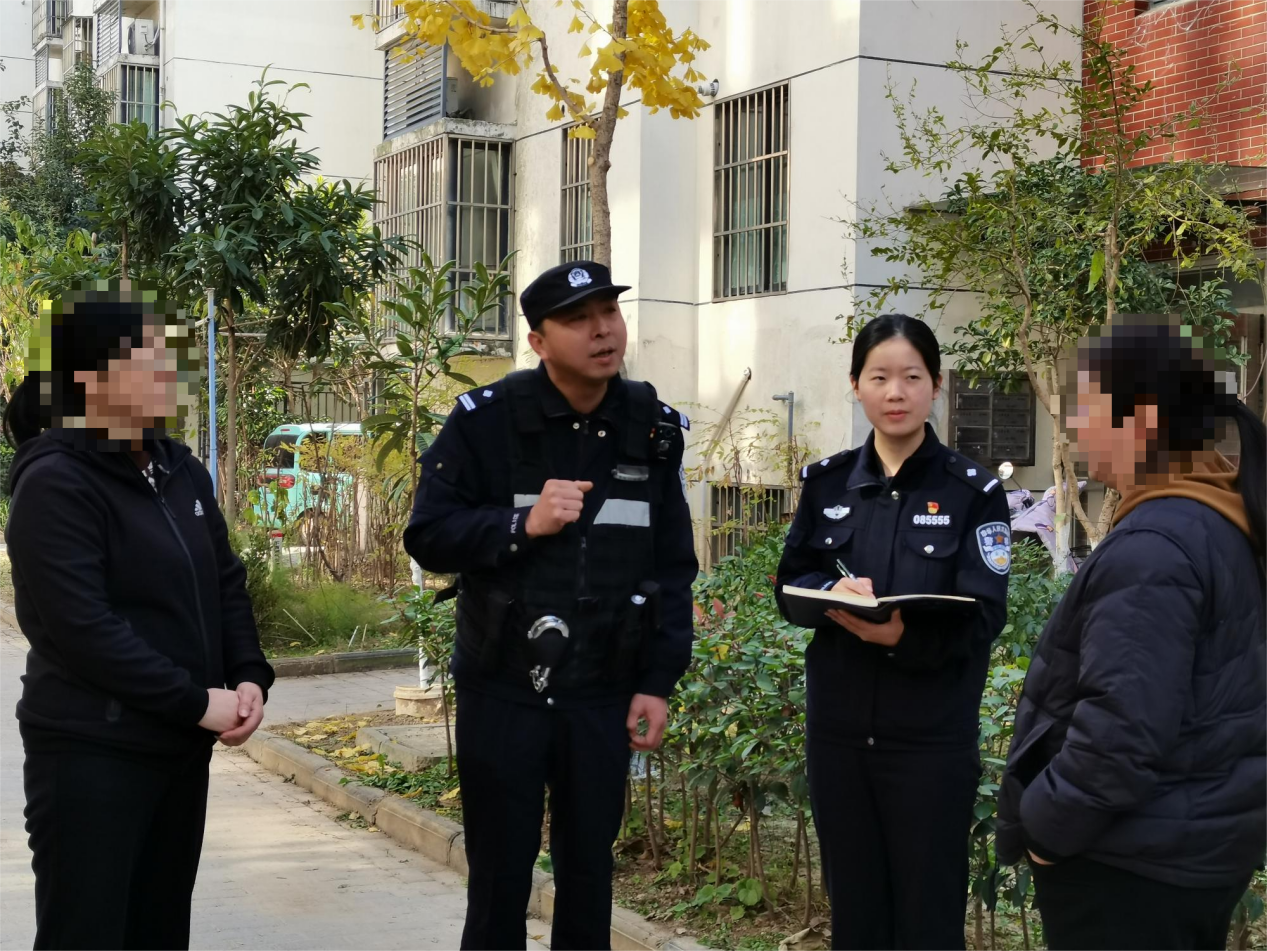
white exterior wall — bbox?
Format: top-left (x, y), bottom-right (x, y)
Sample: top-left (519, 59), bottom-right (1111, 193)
top-left (1, 2), bottom-right (36, 149)
top-left (160, 0), bottom-right (381, 183)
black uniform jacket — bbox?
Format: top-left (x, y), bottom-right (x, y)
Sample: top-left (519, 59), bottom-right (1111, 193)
top-left (403, 365), bottom-right (698, 707)
top-left (775, 425), bottom-right (1010, 750)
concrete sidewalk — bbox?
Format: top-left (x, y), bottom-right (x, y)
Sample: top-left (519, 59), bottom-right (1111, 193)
top-left (263, 666), bottom-right (405, 726)
top-left (0, 617), bottom-right (548, 949)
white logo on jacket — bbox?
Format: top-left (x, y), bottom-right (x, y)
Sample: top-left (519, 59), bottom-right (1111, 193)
top-left (194, 499), bottom-right (205, 517)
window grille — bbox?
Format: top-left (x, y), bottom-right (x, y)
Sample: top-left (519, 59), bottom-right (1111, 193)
top-left (374, 135), bottom-right (514, 338)
top-left (713, 84), bottom-right (789, 300)
top-left (560, 129), bottom-right (593, 263)
top-left (709, 484), bottom-right (790, 562)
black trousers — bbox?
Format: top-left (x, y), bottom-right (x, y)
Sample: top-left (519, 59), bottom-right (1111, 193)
top-left (455, 688), bottom-right (632, 951)
top-left (21, 726), bottom-right (213, 950)
top-left (1034, 857), bottom-right (1249, 950)
top-left (807, 732), bottom-right (979, 950)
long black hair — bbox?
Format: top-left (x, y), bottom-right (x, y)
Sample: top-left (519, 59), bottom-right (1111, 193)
top-left (1079, 314), bottom-right (1266, 557)
top-left (850, 314), bottom-right (942, 382)
top-left (3, 292), bottom-right (156, 448)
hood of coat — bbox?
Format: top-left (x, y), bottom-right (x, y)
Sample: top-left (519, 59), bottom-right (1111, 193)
top-left (1112, 452), bottom-right (1252, 542)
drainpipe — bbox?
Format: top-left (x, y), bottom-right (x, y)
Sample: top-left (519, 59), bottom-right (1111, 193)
top-left (772, 391), bottom-right (795, 486)
top-left (696, 367), bottom-right (753, 571)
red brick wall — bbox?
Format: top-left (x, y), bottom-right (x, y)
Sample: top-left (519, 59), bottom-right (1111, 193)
top-left (1084, 0), bottom-right (1266, 171)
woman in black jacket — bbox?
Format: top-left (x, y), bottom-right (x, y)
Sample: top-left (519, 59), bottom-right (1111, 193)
top-left (4, 291), bottom-right (274, 950)
top-left (996, 315), bottom-right (1266, 950)
top-left (775, 315), bottom-right (1011, 949)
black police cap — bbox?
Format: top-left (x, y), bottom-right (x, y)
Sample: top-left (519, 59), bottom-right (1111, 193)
top-left (520, 261), bottom-right (631, 330)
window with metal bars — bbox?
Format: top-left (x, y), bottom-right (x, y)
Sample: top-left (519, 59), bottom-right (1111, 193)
top-left (115, 64), bottom-right (159, 130)
top-left (374, 135), bottom-right (514, 338)
top-left (35, 49), bottom-right (49, 88)
top-left (560, 129), bottom-right (593, 263)
top-left (713, 84), bottom-right (789, 300)
top-left (65, 17), bottom-right (94, 68)
top-left (96, 0), bottom-right (122, 74)
top-left (375, 0), bottom-right (405, 27)
top-left (709, 484), bottom-right (790, 562)
top-left (31, 0), bottom-right (67, 45)
top-left (384, 40), bottom-right (448, 140)
top-left (946, 372), bottom-right (1036, 467)
top-left (33, 87), bottom-right (62, 135)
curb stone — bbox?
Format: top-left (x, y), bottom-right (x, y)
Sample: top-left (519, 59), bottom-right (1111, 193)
top-left (0, 601), bottom-right (19, 631)
top-left (270, 648), bottom-right (416, 678)
top-left (244, 730), bottom-right (708, 951)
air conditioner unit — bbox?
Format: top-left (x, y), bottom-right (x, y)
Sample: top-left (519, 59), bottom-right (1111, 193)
top-left (124, 17), bottom-right (158, 56)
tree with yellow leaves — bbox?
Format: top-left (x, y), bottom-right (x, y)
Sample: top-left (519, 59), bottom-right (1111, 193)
top-left (355, 0), bottom-right (710, 267)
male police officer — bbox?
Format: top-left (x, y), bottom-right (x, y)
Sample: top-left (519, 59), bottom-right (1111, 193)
top-left (403, 261), bottom-right (698, 951)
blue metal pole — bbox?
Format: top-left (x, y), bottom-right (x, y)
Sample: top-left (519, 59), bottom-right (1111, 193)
top-left (207, 288), bottom-right (217, 498)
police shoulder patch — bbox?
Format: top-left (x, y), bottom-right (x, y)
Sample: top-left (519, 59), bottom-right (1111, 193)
top-left (800, 450), bottom-right (854, 482)
top-left (456, 384), bottom-right (502, 414)
top-left (976, 521), bottom-right (1012, 575)
top-left (658, 401), bottom-right (690, 431)
top-left (946, 454), bottom-right (1001, 494)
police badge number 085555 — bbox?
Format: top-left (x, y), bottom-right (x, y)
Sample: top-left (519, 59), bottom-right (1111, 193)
top-left (976, 521), bottom-right (1012, 575)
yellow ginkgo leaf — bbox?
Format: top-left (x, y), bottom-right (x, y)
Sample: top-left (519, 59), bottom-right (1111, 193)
top-left (578, 43), bottom-right (592, 58)
top-left (351, 13), bottom-right (365, 29)
top-left (439, 785), bottom-right (462, 801)
top-left (568, 15), bottom-right (584, 33)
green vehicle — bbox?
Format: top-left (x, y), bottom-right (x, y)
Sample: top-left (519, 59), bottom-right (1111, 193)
top-left (251, 422), bottom-right (363, 530)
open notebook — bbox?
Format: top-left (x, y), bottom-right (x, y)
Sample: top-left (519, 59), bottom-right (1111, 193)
top-left (780, 584), bottom-right (977, 627)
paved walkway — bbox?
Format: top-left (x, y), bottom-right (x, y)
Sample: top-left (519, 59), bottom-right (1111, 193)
top-left (263, 667), bottom-right (404, 727)
top-left (0, 613), bottom-right (548, 950)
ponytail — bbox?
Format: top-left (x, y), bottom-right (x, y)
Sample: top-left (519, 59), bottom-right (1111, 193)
top-left (1229, 400), bottom-right (1266, 558)
top-left (2, 376), bottom-right (46, 449)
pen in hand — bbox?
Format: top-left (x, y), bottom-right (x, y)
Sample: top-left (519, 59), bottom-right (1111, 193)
top-left (835, 558), bottom-right (857, 580)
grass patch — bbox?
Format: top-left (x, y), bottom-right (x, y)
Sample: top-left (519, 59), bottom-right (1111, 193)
top-left (260, 573), bottom-right (402, 658)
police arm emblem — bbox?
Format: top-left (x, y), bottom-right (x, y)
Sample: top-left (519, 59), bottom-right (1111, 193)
top-left (976, 521), bottom-right (1012, 575)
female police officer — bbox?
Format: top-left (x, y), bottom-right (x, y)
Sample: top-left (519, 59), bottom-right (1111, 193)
top-left (775, 314), bottom-right (1010, 950)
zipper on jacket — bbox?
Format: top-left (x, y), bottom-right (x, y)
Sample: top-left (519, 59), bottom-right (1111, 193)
top-left (131, 458), bottom-right (213, 677)
top-left (577, 418), bottom-right (590, 598)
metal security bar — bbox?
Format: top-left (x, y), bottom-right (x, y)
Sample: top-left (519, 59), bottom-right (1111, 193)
top-left (384, 40), bottom-right (447, 140)
top-left (452, 137), bottom-right (513, 335)
top-left (713, 84), bottom-right (789, 300)
top-left (96, 0), bottom-right (122, 75)
top-left (709, 484), bottom-right (790, 561)
top-left (31, 87), bottom-right (62, 135)
top-left (373, 134), bottom-right (514, 338)
top-left (375, 0), bottom-right (405, 27)
top-left (560, 129), bottom-right (593, 263)
top-left (64, 16), bottom-right (94, 68)
top-left (31, 0), bottom-right (67, 45)
top-left (35, 49), bottom-right (48, 88)
top-left (101, 63), bottom-right (159, 129)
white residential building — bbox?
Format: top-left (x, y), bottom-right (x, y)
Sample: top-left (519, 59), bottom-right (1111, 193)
top-left (1, 2), bottom-right (37, 148)
top-left (5, 0), bottom-right (382, 184)
top-left (363, 0), bottom-right (1083, 557)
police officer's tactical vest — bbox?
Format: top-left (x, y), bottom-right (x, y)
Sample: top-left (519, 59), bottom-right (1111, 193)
top-left (454, 370), bottom-right (667, 693)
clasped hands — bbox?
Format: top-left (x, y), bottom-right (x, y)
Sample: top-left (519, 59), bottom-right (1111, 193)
top-left (197, 683), bottom-right (265, 746)
top-left (826, 576), bottom-right (905, 648)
